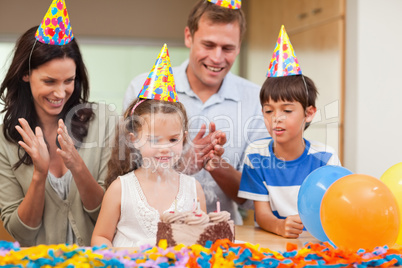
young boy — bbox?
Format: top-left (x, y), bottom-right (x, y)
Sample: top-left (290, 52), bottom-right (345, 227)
top-left (237, 26), bottom-right (341, 238)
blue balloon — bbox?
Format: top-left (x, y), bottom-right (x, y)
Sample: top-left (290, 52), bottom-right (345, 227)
top-left (297, 165), bottom-right (353, 241)
top-left (154, 87), bottom-right (163, 94)
top-left (51, 7), bottom-right (58, 16)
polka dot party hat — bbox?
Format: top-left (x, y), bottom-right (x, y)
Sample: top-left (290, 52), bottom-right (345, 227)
top-left (137, 44), bottom-right (178, 102)
top-left (267, 25), bottom-right (302, 77)
top-left (207, 0), bottom-right (241, 9)
top-left (35, 0), bottom-right (73, 45)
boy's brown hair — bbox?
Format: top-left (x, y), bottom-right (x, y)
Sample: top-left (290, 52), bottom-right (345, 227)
top-left (260, 75), bottom-right (318, 129)
top-left (187, 0), bottom-right (246, 41)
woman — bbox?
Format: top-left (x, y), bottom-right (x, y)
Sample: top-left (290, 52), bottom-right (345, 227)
top-left (0, 25), bottom-right (117, 246)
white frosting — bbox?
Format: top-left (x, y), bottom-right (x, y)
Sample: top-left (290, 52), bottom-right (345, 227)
top-left (208, 211), bottom-right (231, 222)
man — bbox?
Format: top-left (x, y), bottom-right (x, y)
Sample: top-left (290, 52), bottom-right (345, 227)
top-left (123, 0), bottom-right (266, 224)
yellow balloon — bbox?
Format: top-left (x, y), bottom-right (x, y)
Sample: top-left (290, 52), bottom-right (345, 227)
top-left (380, 162), bottom-right (402, 245)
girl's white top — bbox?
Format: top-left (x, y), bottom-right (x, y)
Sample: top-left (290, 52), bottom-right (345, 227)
top-left (112, 171), bottom-right (198, 247)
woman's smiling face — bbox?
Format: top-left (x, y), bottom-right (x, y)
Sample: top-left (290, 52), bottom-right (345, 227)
top-left (24, 57), bottom-right (76, 121)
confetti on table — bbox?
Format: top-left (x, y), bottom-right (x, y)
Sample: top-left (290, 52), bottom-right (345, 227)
top-left (1, 239), bottom-right (402, 267)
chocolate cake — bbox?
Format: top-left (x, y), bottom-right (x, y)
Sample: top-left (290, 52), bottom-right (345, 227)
top-left (156, 210), bottom-right (235, 247)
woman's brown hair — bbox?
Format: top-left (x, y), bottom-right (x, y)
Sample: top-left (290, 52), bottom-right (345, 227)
top-left (0, 26), bottom-right (93, 169)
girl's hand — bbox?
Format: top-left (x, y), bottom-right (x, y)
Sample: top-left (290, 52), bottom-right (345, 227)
top-left (56, 119), bottom-right (84, 171)
top-left (279, 215), bottom-right (304, 238)
top-left (15, 118), bottom-right (50, 177)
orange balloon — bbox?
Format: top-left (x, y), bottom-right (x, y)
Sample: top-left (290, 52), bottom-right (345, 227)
top-left (320, 174), bottom-right (400, 251)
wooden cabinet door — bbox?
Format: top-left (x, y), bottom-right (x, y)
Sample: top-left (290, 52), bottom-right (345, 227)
top-left (282, 0), bottom-right (344, 31)
top-left (243, 0), bottom-right (345, 160)
top-left (308, 0), bottom-right (344, 25)
top-left (246, 0), bottom-right (284, 50)
top-left (282, 0), bottom-right (311, 31)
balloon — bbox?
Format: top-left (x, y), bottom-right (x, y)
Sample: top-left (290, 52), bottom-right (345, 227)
top-left (380, 162), bottom-right (402, 245)
top-left (297, 165), bottom-right (352, 241)
top-left (321, 174), bottom-right (400, 251)
top-left (57, 1), bottom-right (64, 10)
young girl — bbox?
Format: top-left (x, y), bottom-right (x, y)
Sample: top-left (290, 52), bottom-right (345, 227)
top-left (91, 99), bottom-right (207, 247)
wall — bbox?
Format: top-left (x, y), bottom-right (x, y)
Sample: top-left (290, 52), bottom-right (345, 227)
top-left (344, 0), bottom-right (402, 177)
top-left (0, 0), bottom-right (197, 42)
top-left (0, 43), bottom-right (192, 116)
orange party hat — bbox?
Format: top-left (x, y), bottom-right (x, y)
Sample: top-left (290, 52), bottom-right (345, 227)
top-left (35, 0), bottom-right (73, 45)
top-left (267, 25), bottom-right (302, 77)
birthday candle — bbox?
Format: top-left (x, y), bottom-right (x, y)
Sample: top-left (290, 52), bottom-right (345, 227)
top-left (197, 198), bottom-right (200, 211)
top-left (216, 199), bottom-right (220, 213)
top-left (192, 198), bottom-right (196, 212)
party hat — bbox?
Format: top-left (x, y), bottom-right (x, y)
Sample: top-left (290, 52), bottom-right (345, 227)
top-left (207, 0), bottom-right (241, 9)
top-left (35, 0), bottom-right (74, 45)
top-left (137, 44), bottom-right (178, 102)
top-left (267, 25), bottom-right (302, 77)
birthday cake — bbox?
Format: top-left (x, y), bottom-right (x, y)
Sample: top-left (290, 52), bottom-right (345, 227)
top-left (156, 210), bottom-right (235, 247)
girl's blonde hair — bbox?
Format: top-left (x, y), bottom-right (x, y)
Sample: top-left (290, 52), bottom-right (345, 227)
top-left (105, 99), bottom-right (188, 189)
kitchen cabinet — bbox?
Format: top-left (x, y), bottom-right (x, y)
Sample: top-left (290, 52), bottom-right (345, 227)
top-left (242, 0), bottom-right (345, 161)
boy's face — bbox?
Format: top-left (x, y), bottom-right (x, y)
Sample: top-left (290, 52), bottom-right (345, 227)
top-left (184, 14), bottom-right (241, 92)
top-left (262, 99), bottom-right (316, 145)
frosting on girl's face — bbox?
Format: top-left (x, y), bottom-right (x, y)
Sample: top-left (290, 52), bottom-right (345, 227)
top-left (134, 112), bottom-right (185, 172)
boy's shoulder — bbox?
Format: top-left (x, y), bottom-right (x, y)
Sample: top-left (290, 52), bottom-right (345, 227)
top-left (305, 139), bottom-right (340, 165)
top-left (306, 139), bottom-right (337, 154)
top-left (245, 137), bottom-right (273, 154)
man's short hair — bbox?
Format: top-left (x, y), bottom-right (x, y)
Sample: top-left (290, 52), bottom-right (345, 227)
top-left (187, 0), bottom-right (246, 41)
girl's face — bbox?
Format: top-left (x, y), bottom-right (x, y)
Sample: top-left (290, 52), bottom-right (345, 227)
top-left (23, 57), bottom-right (75, 122)
top-left (262, 98), bottom-right (316, 145)
top-left (133, 112), bottom-right (185, 171)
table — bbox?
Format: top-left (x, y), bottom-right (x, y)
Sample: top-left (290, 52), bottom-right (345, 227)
top-left (234, 226), bottom-right (402, 268)
top-left (235, 225), bottom-right (320, 251)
